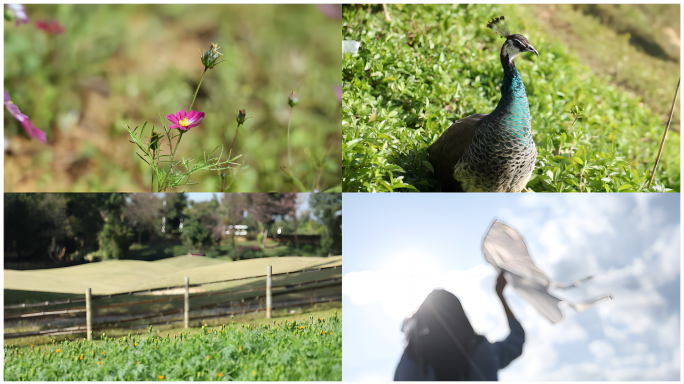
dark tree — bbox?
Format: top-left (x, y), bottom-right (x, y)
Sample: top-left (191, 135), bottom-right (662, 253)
top-left (124, 194), bottom-right (163, 243)
top-left (4, 194), bottom-right (68, 263)
top-left (308, 193), bottom-right (342, 255)
top-left (181, 197), bottom-right (221, 252)
top-left (248, 193), bottom-right (300, 248)
top-left (219, 193), bottom-right (248, 249)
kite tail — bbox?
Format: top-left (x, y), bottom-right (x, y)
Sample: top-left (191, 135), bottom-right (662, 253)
top-left (550, 276), bottom-right (594, 290)
top-left (568, 294), bottom-right (614, 313)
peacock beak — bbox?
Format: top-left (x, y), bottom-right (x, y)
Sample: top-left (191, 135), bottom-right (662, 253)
top-left (528, 45), bottom-right (539, 56)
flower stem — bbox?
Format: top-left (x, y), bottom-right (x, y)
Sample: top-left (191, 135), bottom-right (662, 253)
top-left (287, 107), bottom-right (293, 169)
top-left (169, 68), bottom-right (207, 166)
top-left (189, 68), bottom-right (208, 112)
top-left (229, 122), bottom-right (240, 159)
top-left (171, 132), bottom-right (184, 165)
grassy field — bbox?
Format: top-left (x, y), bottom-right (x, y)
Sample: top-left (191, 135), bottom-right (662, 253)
top-left (3, 312), bottom-right (342, 381)
top-left (4, 255), bottom-right (342, 349)
top-left (4, 255), bottom-right (342, 296)
top-left (525, 4), bottom-right (680, 133)
top-left (342, 4), bottom-right (680, 192)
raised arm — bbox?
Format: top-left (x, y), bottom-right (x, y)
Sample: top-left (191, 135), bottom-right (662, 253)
top-left (493, 271), bottom-right (525, 369)
top-left (496, 271), bottom-right (515, 320)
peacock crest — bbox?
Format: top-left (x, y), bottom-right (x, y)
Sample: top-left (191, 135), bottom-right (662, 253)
top-left (487, 16), bottom-right (510, 38)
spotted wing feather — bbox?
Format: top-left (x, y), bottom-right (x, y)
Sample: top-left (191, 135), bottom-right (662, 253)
top-left (427, 114), bottom-right (488, 192)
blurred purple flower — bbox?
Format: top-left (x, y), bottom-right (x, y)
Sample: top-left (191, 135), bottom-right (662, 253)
top-left (4, 91), bottom-right (28, 122)
top-left (4, 91), bottom-right (47, 143)
top-left (335, 85), bottom-right (342, 104)
top-left (316, 4), bottom-right (341, 21)
top-left (5, 4), bottom-right (29, 25)
top-left (167, 109), bottom-right (205, 131)
top-left (36, 20), bottom-right (65, 34)
top-left (20, 119), bottom-right (47, 143)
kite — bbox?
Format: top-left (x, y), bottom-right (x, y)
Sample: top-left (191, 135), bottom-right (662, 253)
top-left (481, 219), bottom-right (612, 323)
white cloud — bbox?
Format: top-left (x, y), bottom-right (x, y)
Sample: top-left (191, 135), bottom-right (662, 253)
top-left (589, 340), bottom-right (616, 362)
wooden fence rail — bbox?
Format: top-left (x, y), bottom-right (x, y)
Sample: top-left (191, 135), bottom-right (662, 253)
top-left (4, 267), bottom-right (341, 340)
top-left (4, 295), bottom-right (341, 340)
top-left (4, 265), bottom-right (340, 309)
top-left (5, 277), bottom-right (341, 320)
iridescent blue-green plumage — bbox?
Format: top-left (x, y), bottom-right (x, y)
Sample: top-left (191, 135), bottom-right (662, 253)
top-left (428, 31), bottom-right (538, 192)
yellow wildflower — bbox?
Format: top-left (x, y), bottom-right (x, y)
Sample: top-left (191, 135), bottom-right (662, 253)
top-left (252, 370), bottom-right (257, 375)
top-left (159, 375), bottom-right (165, 380)
top-left (79, 354), bottom-right (83, 360)
top-left (299, 326), bottom-right (305, 329)
top-left (206, 355), bottom-right (211, 360)
top-left (135, 343), bottom-right (138, 347)
top-left (239, 346), bottom-right (243, 350)
top-left (98, 362), bottom-right (102, 365)
top-left (136, 361), bottom-right (141, 364)
top-left (56, 349), bottom-right (61, 353)
top-left (217, 373), bottom-right (223, 377)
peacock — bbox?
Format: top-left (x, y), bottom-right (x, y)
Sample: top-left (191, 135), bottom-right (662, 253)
top-left (428, 16), bottom-right (538, 192)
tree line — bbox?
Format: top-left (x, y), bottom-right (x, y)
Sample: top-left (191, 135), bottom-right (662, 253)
top-left (4, 193), bottom-right (342, 266)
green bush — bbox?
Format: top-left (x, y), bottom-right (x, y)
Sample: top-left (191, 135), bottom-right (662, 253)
top-left (98, 220), bottom-right (133, 260)
top-left (342, 4), bottom-right (679, 192)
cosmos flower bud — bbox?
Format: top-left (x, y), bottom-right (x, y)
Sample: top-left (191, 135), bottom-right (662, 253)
top-left (149, 131), bottom-right (161, 152)
top-left (236, 109), bottom-right (247, 126)
top-left (200, 42), bottom-right (225, 70)
top-left (288, 91), bottom-right (299, 107)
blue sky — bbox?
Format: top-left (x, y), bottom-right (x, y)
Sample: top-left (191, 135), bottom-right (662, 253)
top-left (342, 193), bottom-right (680, 381)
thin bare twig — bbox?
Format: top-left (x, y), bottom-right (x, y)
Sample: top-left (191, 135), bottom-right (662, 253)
top-left (648, 77), bottom-right (680, 188)
top-left (382, 4), bottom-right (391, 22)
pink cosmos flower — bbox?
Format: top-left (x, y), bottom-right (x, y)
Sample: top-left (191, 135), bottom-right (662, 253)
top-left (36, 20), bottom-right (65, 34)
top-left (6, 4), bottom-right (29, 26)
top-left (166, 109), bottom-right (205, 131)
top-left (4, 91), bottom-right (47, 143)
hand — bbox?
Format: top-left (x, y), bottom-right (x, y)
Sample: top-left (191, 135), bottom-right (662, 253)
top-left (496, 271), bottom-right (507, 296)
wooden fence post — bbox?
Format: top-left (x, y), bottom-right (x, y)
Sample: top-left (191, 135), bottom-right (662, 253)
top-left (266, 266), bottom-right (272, 319)
top-left (86, 288), bottom-right (92, 341)
top-left (184, 277), bottom-right (189, 329)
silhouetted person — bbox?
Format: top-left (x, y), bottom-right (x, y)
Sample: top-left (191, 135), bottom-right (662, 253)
top-left (394, 271), bottom-right (524, 381)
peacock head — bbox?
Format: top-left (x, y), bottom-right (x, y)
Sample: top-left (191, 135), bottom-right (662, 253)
top-left (487, 16), bottom-right (538, 64)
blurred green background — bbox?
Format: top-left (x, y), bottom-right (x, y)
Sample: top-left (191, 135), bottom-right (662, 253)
top-left (4, 4), bottom-right (341, 192)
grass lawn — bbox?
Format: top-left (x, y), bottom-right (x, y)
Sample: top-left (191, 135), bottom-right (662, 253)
top-left (4, 255), bottom-right (342, 296)
top-left (342, 4), bottom-right (679, 192)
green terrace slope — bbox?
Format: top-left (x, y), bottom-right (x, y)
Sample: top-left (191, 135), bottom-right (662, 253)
top-left (342, 4), bottom-right (680, 192)
top-left (4, 255), bottom-right (342, 296)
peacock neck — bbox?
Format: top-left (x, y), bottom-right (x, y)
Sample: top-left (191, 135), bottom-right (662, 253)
top-left (493, 54), bottom-right (530, 116)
